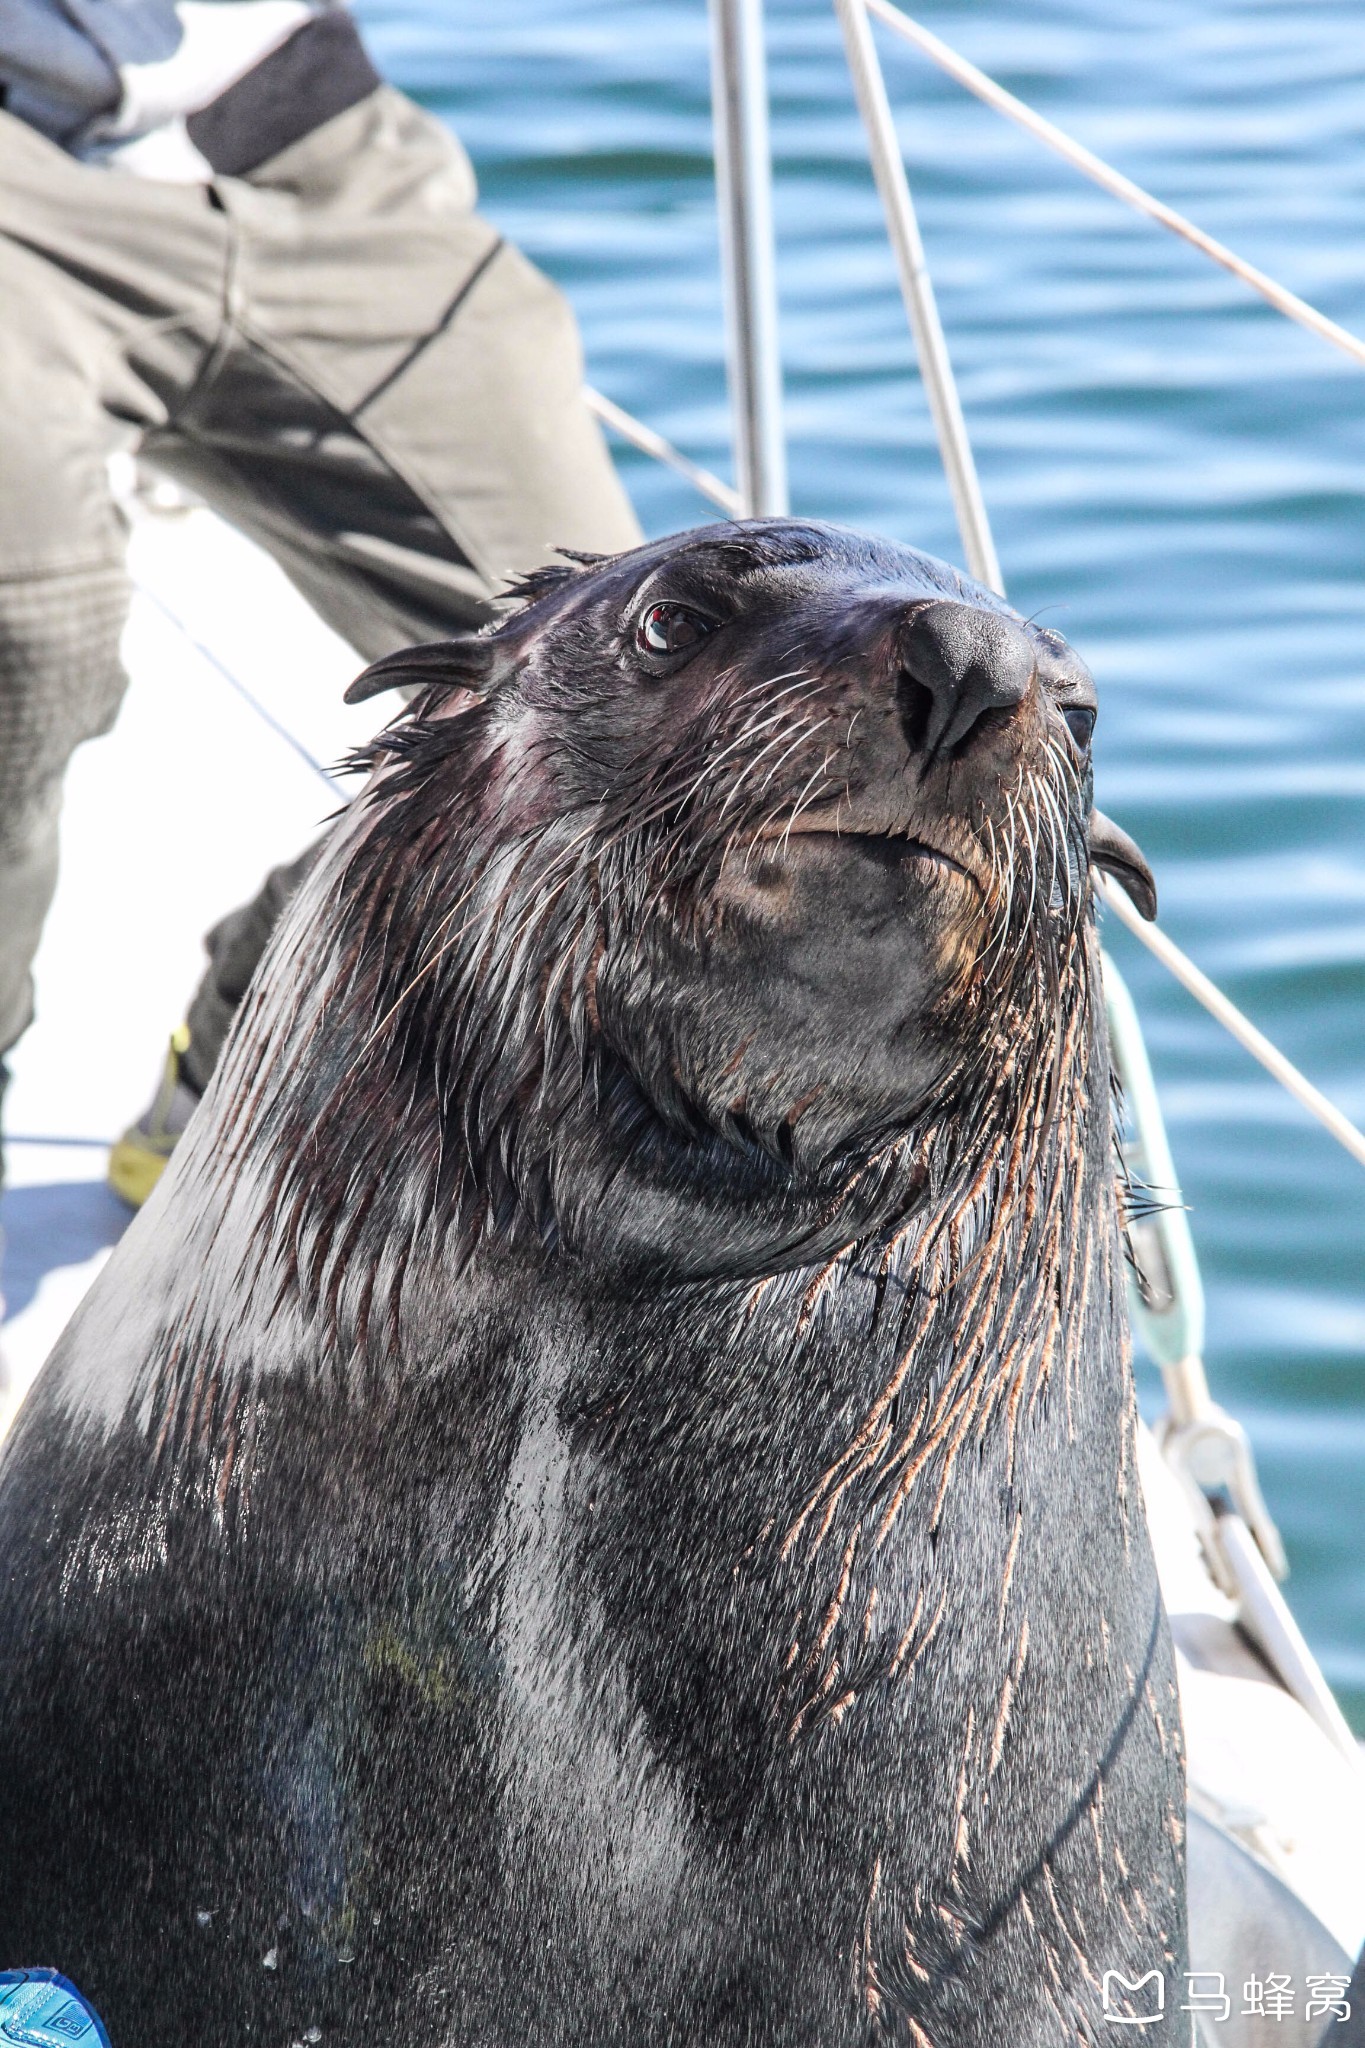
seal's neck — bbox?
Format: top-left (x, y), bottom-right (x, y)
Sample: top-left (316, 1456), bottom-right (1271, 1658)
top-left (528, 976), bottom-right (1182, 2033)
top-left (563, 946), bottom-right (1125, 1710)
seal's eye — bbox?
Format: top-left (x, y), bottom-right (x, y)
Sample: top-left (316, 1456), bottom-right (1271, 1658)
top-left (637, 601), bottom-right (714, 658)
top-left (1062, 705), bottom-right (1096, 751)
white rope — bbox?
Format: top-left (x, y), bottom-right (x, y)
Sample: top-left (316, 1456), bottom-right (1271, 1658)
top-left (834, 0), bottom-right (1002, 591)
top-left (583, 387), bottom-right (745, 517)
top-left (1100, 874), bottom-right (1365, 1171)
top-left (136, 581), bottom-right (339, 794)
top-left (864, 0), bottom-right (1365, 373)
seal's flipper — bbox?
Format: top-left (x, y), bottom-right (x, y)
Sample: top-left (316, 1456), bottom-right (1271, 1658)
top-left (344, 635), bottom-right (494, 705)
top-left (1090, 807), bottom-right (1157, 921)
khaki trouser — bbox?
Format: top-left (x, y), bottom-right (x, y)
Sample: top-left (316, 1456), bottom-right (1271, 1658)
top-left (0, 88), bottom-right (641, 1084)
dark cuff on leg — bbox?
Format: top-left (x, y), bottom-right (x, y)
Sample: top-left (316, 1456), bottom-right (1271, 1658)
top-left (187, 12), bottom-right (381, 179)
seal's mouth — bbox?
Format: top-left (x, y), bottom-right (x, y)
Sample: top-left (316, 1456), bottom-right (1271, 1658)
top-left (792, 831), bottom-right (972, 881)
top-left (761, 818), bottom-right (981, 889)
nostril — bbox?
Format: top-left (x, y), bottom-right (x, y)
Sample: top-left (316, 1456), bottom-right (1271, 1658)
top-left (896, 670), bottom-right (934, 753)
top-left (950, 702), bottom-right (1018, 759)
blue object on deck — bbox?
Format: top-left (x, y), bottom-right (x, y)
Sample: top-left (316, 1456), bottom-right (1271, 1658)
top-left (0, 1974), bottom-right (110, 2047)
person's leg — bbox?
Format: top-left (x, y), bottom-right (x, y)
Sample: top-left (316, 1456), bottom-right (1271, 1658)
top-left (0, 114), bottom-right (230, 1205)
top-left (0, 235), bottom-right (131, 1296)
top-left (0, 113), bottom-right (231, 1060)
top-left (152, 84), bottom-right (642, 658)
top-left (0, 236), bottom-right (134, 1092)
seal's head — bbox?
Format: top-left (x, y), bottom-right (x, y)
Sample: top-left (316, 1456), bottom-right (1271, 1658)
top-left (313, 519), bottom-right (1150, 1275)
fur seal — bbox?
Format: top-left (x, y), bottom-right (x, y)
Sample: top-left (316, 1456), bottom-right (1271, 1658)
top-left (0, 519), bottom-right (1186, 2044)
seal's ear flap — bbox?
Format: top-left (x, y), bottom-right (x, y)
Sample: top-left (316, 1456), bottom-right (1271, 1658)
top-left (1089, 808), bottom-right (1157, 921)
top-left (344, 635), bottom-right (495, 706)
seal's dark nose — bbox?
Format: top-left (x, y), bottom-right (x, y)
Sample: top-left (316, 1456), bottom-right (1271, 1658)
top-left (896, 600), bottom-right (1035, 760)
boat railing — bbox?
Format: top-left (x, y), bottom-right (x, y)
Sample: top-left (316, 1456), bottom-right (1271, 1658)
top-left (718, 0), bottom-right (1365, 1165)
top-left (863, 0), bottom-right (1365, 373)
top-left (701, 0), bottom-right (1364, 1746)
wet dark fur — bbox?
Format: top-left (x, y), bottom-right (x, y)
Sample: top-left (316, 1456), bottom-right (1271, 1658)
top-left (0, 521), bottom-right (1185, 2044)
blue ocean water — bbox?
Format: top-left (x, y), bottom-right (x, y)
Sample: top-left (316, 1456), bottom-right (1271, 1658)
top-left (353, 0), bottom-right (1365, 1721)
